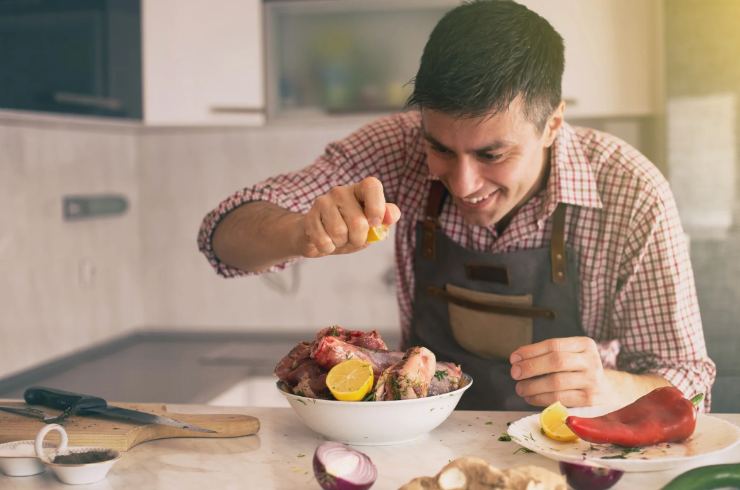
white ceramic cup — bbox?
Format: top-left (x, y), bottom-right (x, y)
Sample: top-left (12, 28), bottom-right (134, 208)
top-left (34, 423), bottom-right (121, 485)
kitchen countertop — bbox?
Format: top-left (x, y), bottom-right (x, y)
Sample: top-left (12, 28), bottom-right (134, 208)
top-left (2, 406), bottom-right (739, 490)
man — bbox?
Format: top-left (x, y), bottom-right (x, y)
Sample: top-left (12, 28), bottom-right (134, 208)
top-left (198, 0), bottom-right (715, 410)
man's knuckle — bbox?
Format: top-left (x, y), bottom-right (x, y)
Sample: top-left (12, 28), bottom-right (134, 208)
top-left (349, 215), bottom-right (367, 230)
top-left (583, 391), bottom-right (595, 407)
top-left (317, 240), bottom-right (335, 253)
top-left (552, 353), bottom-right (567, 371)
top-left (328, 224), bottom-right (348, 238)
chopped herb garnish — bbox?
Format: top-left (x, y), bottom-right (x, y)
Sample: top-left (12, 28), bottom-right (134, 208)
top-left (362, 391), bottom-right (376, 402)
top-left (485, 421), bottom-right (493, 425)
top-left (389, 376), bottom-right (402, 399)
top-left (297, 454), bottom-right (305, 458)
top-left (498, 434), bottom-right (512, 442)
top-left (434, 370), bottom-right (448, 381)
top-left (600, 447), bottom-right (642, 459)
top-left (513, 447), bottom-right (534, 455)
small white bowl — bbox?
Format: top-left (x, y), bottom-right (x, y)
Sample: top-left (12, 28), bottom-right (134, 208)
top-left (278, 374), bottom-right (473, 445)
top-left (35, 424), bottom-right (122, 485)
top-left (0, 440), bottom-right (51, 477)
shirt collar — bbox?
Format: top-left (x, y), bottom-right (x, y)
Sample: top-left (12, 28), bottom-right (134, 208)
top-left (538, 122), bottom-right (603, 225)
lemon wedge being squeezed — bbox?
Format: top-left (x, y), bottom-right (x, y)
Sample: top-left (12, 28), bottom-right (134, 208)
top-left (366, 224), bottom-right (390, 243)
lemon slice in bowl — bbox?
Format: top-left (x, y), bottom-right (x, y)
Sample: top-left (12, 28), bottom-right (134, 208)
top-left (366, 224), bottom-right (390, 243)
top-left (326, 359), bottom-right (374, 401)
top-left (540, 401), bottom-right (579, 442)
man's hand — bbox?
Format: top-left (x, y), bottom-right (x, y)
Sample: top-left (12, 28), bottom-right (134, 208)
top-left (509, 337), bottom-right (672, 408)
top-left (509, 337), bottom-right (616, 407)
top-left (299, 176), bottom-right (401, 258)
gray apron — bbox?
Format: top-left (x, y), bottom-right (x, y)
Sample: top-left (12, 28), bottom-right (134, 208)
top-left (409, 181), bottom-right (585, 410)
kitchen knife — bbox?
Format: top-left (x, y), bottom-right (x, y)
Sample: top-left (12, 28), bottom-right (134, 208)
top-left (24, 386), bottom-right (216, 433)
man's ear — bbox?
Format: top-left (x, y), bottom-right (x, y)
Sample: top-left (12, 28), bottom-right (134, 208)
top-left (543, 100), bottom-right (565, 147)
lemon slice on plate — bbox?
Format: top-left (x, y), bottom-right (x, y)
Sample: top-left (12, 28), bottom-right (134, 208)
top-left (540, 401), bottom-right (579, 442)
top-left (326, 359), bottom-right (374, 401)
top-left (366, 225), bottom-right (390, 243)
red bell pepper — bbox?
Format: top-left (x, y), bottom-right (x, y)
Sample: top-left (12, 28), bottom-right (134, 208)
top-left (565, 386), bottom-right (702, 447)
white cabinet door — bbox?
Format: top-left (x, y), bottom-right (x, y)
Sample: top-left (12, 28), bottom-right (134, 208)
top-left (520, 0), bottom-right (662, 118)
top-left (142, 0), bottom-right (265, 126)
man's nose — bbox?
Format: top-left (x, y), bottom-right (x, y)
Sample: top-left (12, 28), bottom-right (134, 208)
top-left (446, 156), bottom-right (480, 197)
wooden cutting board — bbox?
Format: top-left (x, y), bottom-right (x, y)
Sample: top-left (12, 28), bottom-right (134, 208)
top-left (0, 401), bottom-right (260, 452)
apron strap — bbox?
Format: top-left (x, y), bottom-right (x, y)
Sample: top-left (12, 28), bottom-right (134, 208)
top-left (550, 203), bottom-right (568, 284)
top-left (421, 181), bottom-right (447, 260)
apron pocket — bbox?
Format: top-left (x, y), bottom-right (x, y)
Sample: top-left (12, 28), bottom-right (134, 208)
top-left (428, 284), bottom-right (554, 360)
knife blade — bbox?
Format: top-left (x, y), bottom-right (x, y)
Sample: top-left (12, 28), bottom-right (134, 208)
top-left (0, 405), bottom-right (71, 423)
top-left (23, 386), bottom-right (216, 433)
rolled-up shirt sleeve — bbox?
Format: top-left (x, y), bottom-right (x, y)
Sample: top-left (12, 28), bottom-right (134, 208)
top-left (197, 114), bottom-right (410, 277)
top-left (611, 181), bottom-right (716, 411)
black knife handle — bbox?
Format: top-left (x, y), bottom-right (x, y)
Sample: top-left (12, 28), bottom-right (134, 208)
top-left (24, 386), bottom-right (108, 412)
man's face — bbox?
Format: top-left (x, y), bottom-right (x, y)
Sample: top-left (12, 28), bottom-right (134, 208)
top-left (422, 98), bottom-right (561, 228)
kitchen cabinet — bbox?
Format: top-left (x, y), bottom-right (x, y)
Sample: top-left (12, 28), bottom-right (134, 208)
top-left (141, 0), bottom-right (265, 126)
top-left (0, 0), bottom-right (265, 126)
top-left (0, 0), bottom-right (142, 119)
top-left (521, 0), bottom-right (663, 118)
top-left (267, 0), bottom-right (661, 120)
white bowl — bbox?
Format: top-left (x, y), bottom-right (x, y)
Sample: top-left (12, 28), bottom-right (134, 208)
top-left (278, 374), bottom-right (472, 445)
top-left (0, 440), bottom-right (50, 477)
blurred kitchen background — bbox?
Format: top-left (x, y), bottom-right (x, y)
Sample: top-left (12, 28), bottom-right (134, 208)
top-left (0, 0), bottom-right (738, 411)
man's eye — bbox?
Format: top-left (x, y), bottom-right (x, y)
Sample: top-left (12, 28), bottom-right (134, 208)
top-left (432, 144), bottom-right (450, 153)
top-left (478, 153), bottom-right (502, 162)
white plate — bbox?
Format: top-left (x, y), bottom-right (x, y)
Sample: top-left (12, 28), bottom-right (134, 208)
top-left (507, 406), bottom-right (740, 472)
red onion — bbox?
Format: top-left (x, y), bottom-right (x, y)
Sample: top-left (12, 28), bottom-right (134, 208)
top-left (559, 461), bottom-right (624, 490)
top-left (313, 442), bottom-right (377, 490)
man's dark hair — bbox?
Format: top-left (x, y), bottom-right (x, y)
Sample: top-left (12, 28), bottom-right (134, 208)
top-left (407, 0), bottom-right (564, 132)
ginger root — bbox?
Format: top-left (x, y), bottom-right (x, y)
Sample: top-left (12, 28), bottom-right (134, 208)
top-left (399, 457), bottom-right (566, 490)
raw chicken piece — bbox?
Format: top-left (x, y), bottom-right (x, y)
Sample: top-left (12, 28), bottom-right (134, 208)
top-left (314, 325), bottom-right (388, 350)
top-left (311, 335), bottom-right (404, 378)
top-left (428, 361), bottom-right (463, 396)
top-left (274, 342), bottom-right (312, 380)
top-left (374, 347), bottom-right (436, 400)
top-left (274, 342), bottom-right (331, 398)
top-left (288, 360), bottom-right (330, 399)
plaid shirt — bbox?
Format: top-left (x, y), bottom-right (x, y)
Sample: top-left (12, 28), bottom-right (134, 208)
top-left (198, 111), bottom-right (716, 409)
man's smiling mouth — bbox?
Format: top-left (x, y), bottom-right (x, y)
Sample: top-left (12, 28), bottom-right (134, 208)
top-left (460, 189), bottom-right (499, 206)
